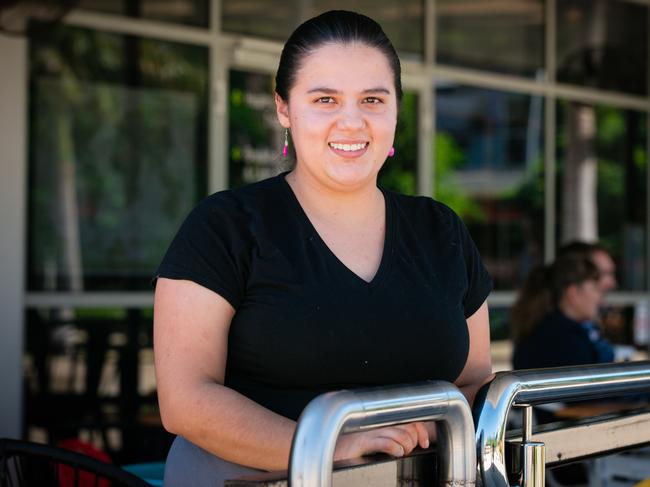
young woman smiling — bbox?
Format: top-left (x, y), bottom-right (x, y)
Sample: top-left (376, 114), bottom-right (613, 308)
top-left (154, 10), bottom-right (493, 486)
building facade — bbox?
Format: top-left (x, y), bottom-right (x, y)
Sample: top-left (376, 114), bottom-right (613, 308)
top-left (1, 0), bottom-right (649, 449)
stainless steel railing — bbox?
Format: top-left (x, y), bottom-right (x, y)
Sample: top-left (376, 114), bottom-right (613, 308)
top-left (474, 361), bottom-right (650, 487)
top-left (288, 381), bottom-right (476, 487)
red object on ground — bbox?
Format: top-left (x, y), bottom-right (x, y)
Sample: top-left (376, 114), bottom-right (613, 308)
top-left (57, 438), bottom-right (113, 487)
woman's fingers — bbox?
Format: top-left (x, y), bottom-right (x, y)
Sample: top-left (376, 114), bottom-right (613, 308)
top-left (371, 422), bottom-right (431, 455)
top-left (414, 421), bottom-right (430, 449)
top-left (377, 425), bottom-right (417, 454)
top-left (335, 422), bottom-right (434, 462)
top-left (368, 436), bottom-right (406, 458)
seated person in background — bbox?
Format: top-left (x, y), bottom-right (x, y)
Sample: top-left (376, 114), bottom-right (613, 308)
top-left (511, 250), bottom-right (636, 487)
top-left (557, 241), bottom-right (631, 348)
top-left (511, 254), bottom-right (613, 486)
top-left (557, 241), bottom-right (617, 295)
top-left (511, 253), bottom-right (614, 370)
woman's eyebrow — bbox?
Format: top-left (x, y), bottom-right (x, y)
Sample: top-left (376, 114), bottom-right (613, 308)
top-left (361, 87), bottom-right (391, 94)
top-left (305, 87), bottom-right (391, 94)
top-left (306, 87), bottom-right (338, 94)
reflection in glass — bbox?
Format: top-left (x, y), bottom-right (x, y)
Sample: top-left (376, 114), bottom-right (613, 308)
top-left (229, 70), bottom-right (288, 187)
top-left (24, 307), bottom-right (171, 463)
top-left (557, 102), bottom-right (647, 290)
top-left (312, 0), bottom-right (423, 56)
top-left (489, 306), bottom-right (512, 342)
top-left (379, 92), bottom-right (418, 195)
top-left (29, 26), bottom-right (208, 291)
top-left (557, 0), bottom-right (648, 95)
top-left (600, 304), bottom-right (648, 348)
top-left (436, 83), bottom-right (544, 289)
top-left (222, 0), bottom-right (299, 42)
top-left (436, 0), bottom-right (544, 77)
top-left (222, 0), bottom-right (423, 57)
top-left (79, 0), bottom-right (210, 27)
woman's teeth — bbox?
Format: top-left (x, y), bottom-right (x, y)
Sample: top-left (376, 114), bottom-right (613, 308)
top-left (329, 142), bottom-right (368, 151)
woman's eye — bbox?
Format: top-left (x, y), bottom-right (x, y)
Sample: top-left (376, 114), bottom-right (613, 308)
top-left (364, 97), bottom-right (383, 104)
top-left (316, 96), bottom-right (335, 104)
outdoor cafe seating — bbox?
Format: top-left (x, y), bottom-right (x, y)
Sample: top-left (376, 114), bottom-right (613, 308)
top-left (5, 361), bottom-right (650, 486)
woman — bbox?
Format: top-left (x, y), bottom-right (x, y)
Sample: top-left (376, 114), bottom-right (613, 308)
top-left (154, 10), bottom-right (493, 486)
top-left (511, 254), bottom-right (614, 370)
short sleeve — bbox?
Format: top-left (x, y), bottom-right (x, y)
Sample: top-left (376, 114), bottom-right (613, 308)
top-left (153, 193), bottom-right (250, 309)
top-left (455, 215), bottom-right (493, 318)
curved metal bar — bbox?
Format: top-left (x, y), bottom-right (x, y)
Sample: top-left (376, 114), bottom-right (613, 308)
top-left (474, 361), bottom-right (650, 487)
top-left (288, 381), bottom-right (475, 487)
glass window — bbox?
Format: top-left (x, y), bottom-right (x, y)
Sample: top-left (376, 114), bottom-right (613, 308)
top-left (28, 26), bottom-right (209, 291)
top-left (436, 0), bottom-right (544, 78)
top-left (556, 102), bottom-right (647, 290)
top-left (489, 305), bottom-right (513, 342)
top-left (222, 0), bottom-right (424, 57)
top-left (229, 70), bottom-right (289, 188)
top-left (221, 0), bottom-right (299, 41)
top-left (312, 0), bottom-right (423, 57)
top-left (24, 306), bottom-right (171, 463)
top-left (78, 0), bottom-right (210, 28)
top-left (489, 305), bottom-right (514, 372)
top-left (435, 83), bottom-right (545, 289)
top-left (378, 92), bottom-right (418, 195)
top-left (557, 0), bottom-right (648, 96)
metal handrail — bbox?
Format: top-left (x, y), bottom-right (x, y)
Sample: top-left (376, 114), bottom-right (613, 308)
top-left (288, 381), bottom-right (475, 487)
top-left (474, 361), bottom-right (650, 487)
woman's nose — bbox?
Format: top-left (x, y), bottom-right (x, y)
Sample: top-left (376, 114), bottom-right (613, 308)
top-left (336, 104), bottom-right (365, 130)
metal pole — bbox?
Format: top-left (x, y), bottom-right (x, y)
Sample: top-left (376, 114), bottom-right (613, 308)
top-left (289, 381), bottom-right (475, 487)
top-left (474, 361), bottom-right (650, 487)
top-left (511, 404), bottom-right (545, 487)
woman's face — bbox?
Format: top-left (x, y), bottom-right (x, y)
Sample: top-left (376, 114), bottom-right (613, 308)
top-left (571, 279), bottom-right (603, 321)
top-left (275, 42), bottom-right (398, 191)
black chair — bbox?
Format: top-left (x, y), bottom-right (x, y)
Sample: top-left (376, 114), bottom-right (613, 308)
top-left (0, 438), bottom-right (152, 487)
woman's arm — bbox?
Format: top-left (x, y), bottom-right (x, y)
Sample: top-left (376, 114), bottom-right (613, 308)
top-left (455, 300), bottom-right (494, 406)
top-left (154, 278), bottom-right (429, 470)
top-left (154, 278), bottom-right (296, 470)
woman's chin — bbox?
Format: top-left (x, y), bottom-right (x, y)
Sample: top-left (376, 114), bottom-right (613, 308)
top-left (324, 161), bottom-right (381, 190)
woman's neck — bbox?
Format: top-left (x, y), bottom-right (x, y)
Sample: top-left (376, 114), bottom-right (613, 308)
top-left (558, 299), bottom-right (584, 323)
top-left (285, 167), bottom-right (383, 224)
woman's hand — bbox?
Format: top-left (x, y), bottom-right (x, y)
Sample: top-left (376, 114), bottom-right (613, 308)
top-left (333, 422), bottom-right (431, 461)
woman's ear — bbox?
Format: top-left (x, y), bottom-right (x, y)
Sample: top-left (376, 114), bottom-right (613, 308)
top-left (275, 93), bottom-right (290, 128)
top-left (564, 283), bottom-right (581, 306)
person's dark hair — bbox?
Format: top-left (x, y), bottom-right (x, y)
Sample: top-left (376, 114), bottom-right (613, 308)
top-left (275, 10), bottom-right (402, 103)
top-left (510, 254), bottom-right (600, 343)
top-left (558, 240), bottom-right (611, 259)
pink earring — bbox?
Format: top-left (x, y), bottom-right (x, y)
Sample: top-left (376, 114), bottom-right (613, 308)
top-left (388, 147), bottom-right (395, 157)
top-left (282, 129), bottom-right (289, 157)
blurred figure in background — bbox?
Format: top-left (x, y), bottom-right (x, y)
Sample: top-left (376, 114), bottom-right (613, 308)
top-left (511, 253), bottom-right (614, 370)
top-left (558, 241), bottom-right (633, 349)
top-left (510, 245), bottom-right (637, 486)
top-left (557, 240), bottom-right (617, 294)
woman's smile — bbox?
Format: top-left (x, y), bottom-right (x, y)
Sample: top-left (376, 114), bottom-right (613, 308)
top-left (328, 141), bottom-right (370, 158)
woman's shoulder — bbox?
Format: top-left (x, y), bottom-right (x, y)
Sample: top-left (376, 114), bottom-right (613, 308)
top-left (191, 172), bottom-right (288, 222)
top-left (385, 190), bottom-right (461, 228)
top-left (542, 310), bottom-right (584, 330)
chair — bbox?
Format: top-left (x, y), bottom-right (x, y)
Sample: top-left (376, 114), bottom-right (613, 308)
top-left (0, 438), bottom-right (152, 487)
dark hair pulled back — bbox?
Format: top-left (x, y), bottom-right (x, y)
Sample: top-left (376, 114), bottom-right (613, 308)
top-left (275, 10), bottom-right (402, 103)
top-left (510, 254), bottom-right (600, 343)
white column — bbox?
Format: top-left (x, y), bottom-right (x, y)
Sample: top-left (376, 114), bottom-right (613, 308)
top-left (0, 32), bottom-right (27, 438)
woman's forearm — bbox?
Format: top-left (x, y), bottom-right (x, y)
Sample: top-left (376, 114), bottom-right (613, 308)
top-left (160, 381), bottom-right (296, 471)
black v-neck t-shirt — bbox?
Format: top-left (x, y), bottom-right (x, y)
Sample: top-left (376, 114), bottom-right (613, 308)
top-left (156, 173), bottom-right (492, 420)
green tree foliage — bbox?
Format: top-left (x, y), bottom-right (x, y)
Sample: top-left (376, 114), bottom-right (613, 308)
top-left (30, 25), bottom-right (208, 290)
top-left (433, 132), bottom-right (484, 221)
